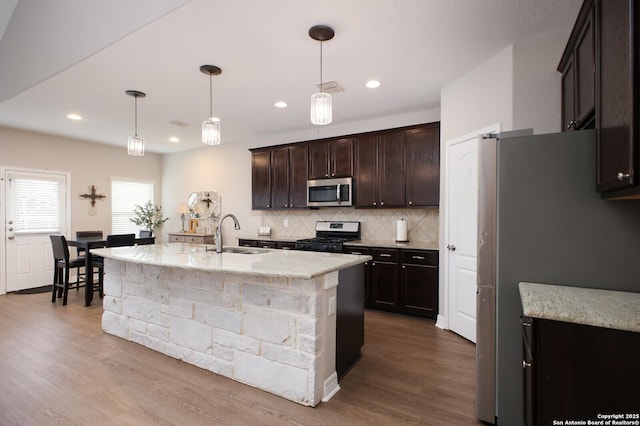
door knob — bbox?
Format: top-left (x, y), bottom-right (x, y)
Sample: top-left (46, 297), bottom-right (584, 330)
top-left (8, 235), bottom-right (15, 240)
top-left (447, 244), bottom-right (456, 251)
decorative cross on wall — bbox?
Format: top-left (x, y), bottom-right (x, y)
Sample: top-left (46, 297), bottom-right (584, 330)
top-left (80, 185), bottom-right (106, 207)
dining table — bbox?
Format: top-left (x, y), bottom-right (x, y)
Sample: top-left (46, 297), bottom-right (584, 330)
top-left (67, 236), bottom-right (155, 306)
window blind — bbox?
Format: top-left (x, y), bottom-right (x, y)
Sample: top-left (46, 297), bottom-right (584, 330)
top-left (11, 175), bottom-right (64, 234)
top-left (111, 179), bottom-right (154, 234)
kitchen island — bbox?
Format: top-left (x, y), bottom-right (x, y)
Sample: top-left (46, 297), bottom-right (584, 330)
top-left (91, 243), bottom-right (370, 406)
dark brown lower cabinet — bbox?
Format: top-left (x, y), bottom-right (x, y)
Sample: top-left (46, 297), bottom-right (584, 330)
top-left (370, 249), bottom-right (399, 310)
top-left (522, 316), bottom-right (640, 426)
top-left (400, 250), bottom-right (438, 319)
top-left (345, 245), bottom-right (438, 319)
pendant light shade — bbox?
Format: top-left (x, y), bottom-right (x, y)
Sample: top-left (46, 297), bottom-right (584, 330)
top-left (125, 90), bottom-right (146, 156)
top-left (200, 65), bottom-right (222, 145)
top-left (309, 25), bottom-right (334, 126)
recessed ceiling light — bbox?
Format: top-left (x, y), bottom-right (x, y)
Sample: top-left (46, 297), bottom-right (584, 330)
top-left (169, 137), bottom-right (180, 143)
top-left (366, 80), bottom-right (381, 89)
top-left (67, 113), bottom-right (82, 120)
top-left (275, 101), bottom-right (288, 108)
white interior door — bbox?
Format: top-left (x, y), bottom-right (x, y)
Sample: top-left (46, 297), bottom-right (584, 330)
top-left (445, 136), bottom-right (478, 342)
top-left (4, 168), bottom-right (69, 292)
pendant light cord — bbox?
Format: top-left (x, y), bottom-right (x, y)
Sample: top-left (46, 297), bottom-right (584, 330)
top-left (134, 95), bottom-right (138, 137)
top-left (209, 73), bottom-right (213, 118)
top-left (319, 40), bottom-right (323, 94)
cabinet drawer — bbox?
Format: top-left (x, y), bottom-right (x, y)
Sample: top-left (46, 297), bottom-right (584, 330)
top-left (276, 241), bottom-right (296, 250)
top-left (238, 239), bottom-right (258, 247)
top-left (184, 235), bottom-right (203, 243)
top-left (258, 241), bottom-right (277, 249)
top-left (343, 247), bottom-right (371, 256)
top-left (372, 248), bottom-right (399, 262)
top-left (401, 250), bottom-right (438, 266)
top-left (169, 235), bottom-right (185, 243)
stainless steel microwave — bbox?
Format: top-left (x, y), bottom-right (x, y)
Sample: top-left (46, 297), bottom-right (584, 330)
top-left (307, 177), bottom-right (353, 207)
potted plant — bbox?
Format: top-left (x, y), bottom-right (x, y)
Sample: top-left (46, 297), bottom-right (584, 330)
top-left (130, 201), bottom-right (169, 236)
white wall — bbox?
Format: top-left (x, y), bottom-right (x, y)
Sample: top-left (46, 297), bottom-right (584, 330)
top-left (437, 30), bottom-right (569, 328)
top-left (161, 109), bottom-right (441, 246)
top-left (0, 126), bottom-right (163, 236)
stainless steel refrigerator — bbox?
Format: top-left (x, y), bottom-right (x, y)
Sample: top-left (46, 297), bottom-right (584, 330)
top-left (475, 129), bottom-right (640, 425)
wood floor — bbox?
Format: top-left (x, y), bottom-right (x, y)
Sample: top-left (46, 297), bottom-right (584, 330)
top-left (0, 290), bottom-right (482, 426)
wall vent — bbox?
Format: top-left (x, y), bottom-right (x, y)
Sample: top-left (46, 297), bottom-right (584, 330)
top-left (315, 81), bottom-right (344, 94)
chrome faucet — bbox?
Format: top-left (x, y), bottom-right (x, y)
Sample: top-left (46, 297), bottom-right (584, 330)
top-left (215, 214), bottom-right (241, 253)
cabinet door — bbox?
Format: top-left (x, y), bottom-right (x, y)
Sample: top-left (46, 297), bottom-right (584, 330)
top-left (378, 131), bottom-right (405, 207)
top-left (289, 145), bottom-right (308, 208)
top-left (308, 142), bottom-right (330, 179)
top-left (596, 0), bottom-right (635, 192)
top-left (561, 59), bottom-right (576, 131)
top-left (574, 9), bottom-right (595, 128)
top-left (405, 125), bottom-right (440, 207)
top-left (401, 264), bottom-right (438, 319)
top-left (371, 261), bottom-right (399, 310)
top-left (344, 246), bottom-right (372, 307)
top-left (331, 138), bottom-right (353, 178)
top-left (251, 150), bottom-right (271, 210)
top-left (354, 135), bottom-right (378, 207)
top-left (271, 147), bottom-right (290, 209)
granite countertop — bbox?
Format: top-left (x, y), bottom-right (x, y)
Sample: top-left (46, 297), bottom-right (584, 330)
top-left (92, 243), bottom-right (371, 280)
top-left (519, 282), bottom-right (640, 333)
top-left (345, 240), bottom-right (439, 250)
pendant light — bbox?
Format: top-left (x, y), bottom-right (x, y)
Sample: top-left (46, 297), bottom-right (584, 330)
top-left (125, 90), bottom-right (146, 156)
top-left (200, 65), bottom-right (222, 145)
top-left (309, 25), bottom-right (334, 125)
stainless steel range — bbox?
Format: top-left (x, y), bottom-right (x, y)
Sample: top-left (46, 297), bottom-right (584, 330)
top-left (295, 221), bottom-right (361, 253)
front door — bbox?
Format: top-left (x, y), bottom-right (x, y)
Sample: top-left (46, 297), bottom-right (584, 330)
top-left (3, 168), bottom-right (70, 292)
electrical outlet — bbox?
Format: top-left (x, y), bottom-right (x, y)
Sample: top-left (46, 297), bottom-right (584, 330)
top-left (283, 219), bottom-right (288, 227)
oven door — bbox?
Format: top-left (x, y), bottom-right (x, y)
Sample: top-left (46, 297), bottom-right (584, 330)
top-left (307, 177), bottom-right (352, 207)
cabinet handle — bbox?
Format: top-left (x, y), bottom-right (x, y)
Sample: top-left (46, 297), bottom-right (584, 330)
top-left (567, 120), bottom-right (576, 130)
top-left (281, 247), bottom-right (291, 250)
top-left (373, 202), bottom-right (377, 206)
top-left (522, 360), bottom-right (533, 368)
top-left (351, 251), bottom-right (363, 255)
top-left (409, 201), bottom-right (413, 205)
top-left (402, 265), bottom-right (406, 269)
top-left (380, 253), bottom-right (392, 258)
top-left (617, 172), bottom-right (631, 181)
top-left (412, 256), bottom-right (425, 260)
top-left (266, 204), bottom-right (270, 208)
top-left (380, 201), bottom-right (384, 206)
top-left (331, 173), bottom-right (335, 177)
top-left (325, 173), bottom-right (329, 177)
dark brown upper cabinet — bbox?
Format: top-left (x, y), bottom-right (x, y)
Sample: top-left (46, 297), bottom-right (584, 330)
top-left (251, 145), bottom-right (308, 210)
top-left (251, 150), bottom-right (272, 210)
top-left (405, 123), bottom-right (440, 207)
top-left (595, 0), bottom-right (639, 197)
top-left (308, 138), bottom-right (353, 179)
top-left (354, 131), bottom-right (405, 208)
top-left (558, 0), bottom-right (596, 132)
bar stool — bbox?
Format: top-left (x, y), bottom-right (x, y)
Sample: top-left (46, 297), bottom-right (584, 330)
top-left (50, 235), bottom-right (90, 305)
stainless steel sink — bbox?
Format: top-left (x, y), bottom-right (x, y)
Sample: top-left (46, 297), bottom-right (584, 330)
top-left (221, 247), bottom-right (268, 254)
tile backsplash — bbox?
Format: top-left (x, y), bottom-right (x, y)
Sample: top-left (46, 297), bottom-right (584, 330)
top-left (260, 208), bottom-right (439, 243)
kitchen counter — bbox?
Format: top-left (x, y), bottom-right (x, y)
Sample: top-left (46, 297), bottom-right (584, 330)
top-left (519, 282), bottom-right (640, 333)
top-left (92, 242), bottom-right (370, 279)
top-left (92, 243), bottom-right (370, 406)
top-left (346, 239), bottom-right (439, 251)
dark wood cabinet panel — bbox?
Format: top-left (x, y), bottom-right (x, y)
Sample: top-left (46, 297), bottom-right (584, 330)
top-left (559, 0), bottom-right (595, 131)
top-left (251, 150), bottom-right (271, 210)
top-left (353, 135), bottom-right (378, 207)
top-left (401, 264), bottom-right (438, 319)
top-left (331, 138), bottom-right (353, 178)
top-left (371, 260), bottom-right (399, 310)
top-left (378, 131), bottom-right (405, 207)
top-left (309, 138), bottom-right (353, 179)
top-left (596, 0), bottom-right (637, 195)
top-left (405, 124), bottom-right (440, 207)
top-left (288, 144), bottom-right (308, 208)
top-left (251, 145), bottom-right (308, 210)
top-left (271, 147), bottom-right (289, 209)
top-left (343, 246), bottom-right (372, 308)
top-left (308, 142), bottom-right (330, 179)
top-left (523, 317), bottom-right (640, 425)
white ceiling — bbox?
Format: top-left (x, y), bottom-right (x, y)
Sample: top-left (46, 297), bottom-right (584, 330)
top-left (0, 0), bottom-right (582, 154)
